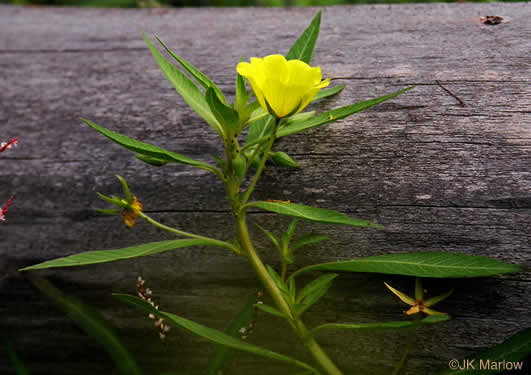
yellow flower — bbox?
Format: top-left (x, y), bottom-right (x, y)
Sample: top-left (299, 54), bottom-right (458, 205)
top-left (384, 281), bottom-right (453, 316)
top-left (237, 55), bottom-right (330, 118)
top-left (121, 196), bottom-right (143, 228)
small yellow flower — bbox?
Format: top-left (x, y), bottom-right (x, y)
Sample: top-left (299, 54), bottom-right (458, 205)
top-left (237, 55), bottom-right (330, 118)
top-left (384, 280), bottom-right (453, 316)
top-left (121, 196), bottom-right (143, 228)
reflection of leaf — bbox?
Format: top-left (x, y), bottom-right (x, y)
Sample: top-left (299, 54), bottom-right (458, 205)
top-left (435, 328), bottom-right (531, 374)
top-left (115, 294), bottom-right (318, 373)
top-left (33, 279), bottom-right (142, 375)
top-left (312, 315), bottom-right (449, 336)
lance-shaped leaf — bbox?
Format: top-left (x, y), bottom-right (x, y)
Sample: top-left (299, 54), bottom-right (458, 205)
top-left (114, 294), bottom-right (318, 373)
top-left (19, 239), bottom-right (209, 270)
top-left (257, 224), bottom-right (281, 250)
top-left (245, 114), bottom-right (275, 147)
top-left (82, 119), bottom-right (216, 173)
top-left (434, 328), bottom-right (531, 374)
top-left (206, 87), bottom-right (239, 136)
top-left (294, 274), bottom-right (337, 316)
top-left (244, 85), bottom-right (340, 127)
top-left (311, 315), bottom-right (449, 336)
top-left (291, 252), bottom-right (527, 279)
top-left (143, 34), bottom-right (223, 136)
top-left (297, 274), bottom-right (338, 304)
top-left (270, 151), bottom-right (298, 168)
top-left (254, 303), bottom-right (289, 320)
top-left (34, 279), bottom-right (142, 375)
top-left (207, 292), bottom-right (258, 375)
top-left (135, 154), bottom-right (168, 167)
top-left (290, 233), bottom-right (328, 253)
top-left (277, 87), bottom-right (413, 138)
top-left (156, 36), bottom-right (226, 105)
top-left (286, 11), bottom-right (321, 64)
top-left (245, 201), bottom-right (382, 228)
top-left (312, 85), bottom-right (345, 101)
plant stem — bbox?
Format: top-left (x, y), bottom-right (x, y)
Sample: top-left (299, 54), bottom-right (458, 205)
top-left (281, 262), bottom-right (288, 281)
top-left (235, 215), bottom-right (343, 375)
top-left (391, 319), bottom-right (418, 375)
top-left (240, 118), bottom-right (280, 206)
top-left (139, 212), bottom-right (240, 254)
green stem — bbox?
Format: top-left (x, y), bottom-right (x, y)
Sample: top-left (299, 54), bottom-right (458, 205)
top-left (139, 212), bottom-right (240, 255)
top-left (240, 117), bottom-right (280, 206)
top-left (236, 215), bottom-right (343, 375)
top-left (391, 318), bottom-right (418, 375)
top-left (281, 262), bottom-right (288, 281)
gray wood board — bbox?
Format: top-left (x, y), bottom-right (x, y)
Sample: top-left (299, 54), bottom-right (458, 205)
top-left (1, 3), bottom-right (530, 375)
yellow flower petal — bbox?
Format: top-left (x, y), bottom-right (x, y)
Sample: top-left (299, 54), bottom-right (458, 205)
top-left (237, 55), bottom-right (329, 118)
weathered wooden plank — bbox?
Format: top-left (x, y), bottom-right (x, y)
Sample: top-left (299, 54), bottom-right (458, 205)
top-left (1, 3), bottom-right (530, 375)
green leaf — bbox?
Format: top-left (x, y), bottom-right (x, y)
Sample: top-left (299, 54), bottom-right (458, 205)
top-left (115, 175), bottom-right (131, 203)
top-left (245, 114), bottom-right (275, 147)
top-left (282, 111), bottom-right (317, 127)
top-left (257, 224), bottom-right (281, 251)
top-left (271, 151), bottom-right (298, 168)
top-left (96, 192), bottom-right (128, 209)
top-left (312, 315), bottom-right (449, 336)
top-left (290, 233), bottom-right (328, 253)
top-left (114, 294), bottom-right (318, 373)
top-left (135, 154), bottom-right (169, 167)
top-left (231, 154), bottom-right (247, 182)
top-left (282, 219), bottom-right (298, 248)
top-left (206, 87), bottom-right (239, 136)
top-left (312, 85), bottom-right (346, 101)
top-left (235, 60), bottom-right (249, 112)
top-left (34, 279), bottom-right (142, 375)
top-left (246, 201), bottom-right (383, 228)
top-left (266, 265), bottom-right (289, 294)
top-left (286, 11), bottom-right (321, 64)
top-left (254, 303), bottom-right (289, 320)
top-left (434, 328), bottom-right (531, 374)
top-left (5, 342), bottom-right (31, 375)
top-left (93, 208), bottom-right (121, 215)
top-left (277, 87), bottom-right (413, 138)
top-left (156, 36), bottom-right (226, 105)
top-left (207, 292), bottom-right (258, 375)
top-left (297, 274), bottom-right (338, 304)
top-left (291, 252), bottom-right (527, 279)
top-left (20, 239), bottom-right (208, 270)
top-left (295, 282), bottom-right (332, 316)
top-left (143, 34), bottom-right (223, 136)
top-left (82, 118), bottom-right (216, 173)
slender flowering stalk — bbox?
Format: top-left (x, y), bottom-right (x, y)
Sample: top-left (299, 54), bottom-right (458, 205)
top-left (0, 196), bottom-right (14, 222)
top-left (137, 276), bottom-right (171, 342)
top-left (0, 138), bottom-right (19, 153)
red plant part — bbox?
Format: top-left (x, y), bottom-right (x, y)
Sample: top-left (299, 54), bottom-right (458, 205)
top-left (0, 138), bottom-right (19, 153)
top-left (0, 196), bottom-right (14, 222)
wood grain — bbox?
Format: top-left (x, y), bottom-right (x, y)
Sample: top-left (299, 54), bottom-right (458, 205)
top-left (1, 3), bottom-right (530, 375)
